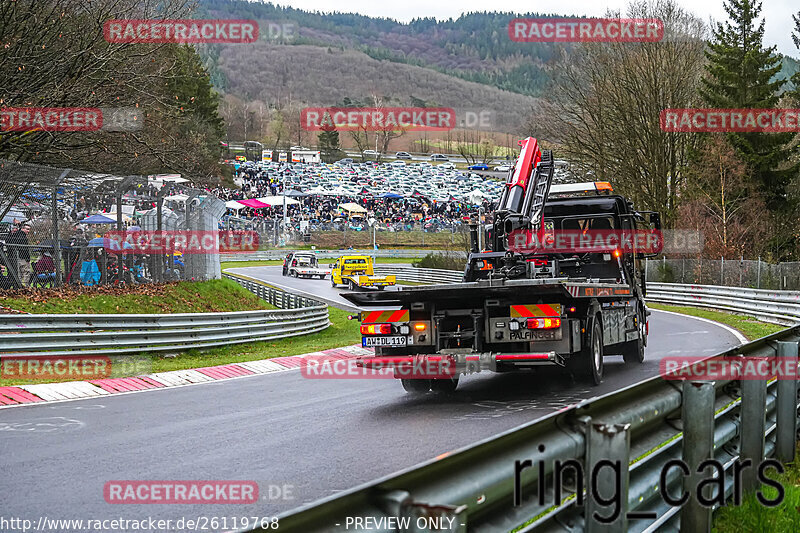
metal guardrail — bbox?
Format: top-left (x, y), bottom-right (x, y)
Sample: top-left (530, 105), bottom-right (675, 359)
top-left (221, 250), bottom-right (461, 262)
top-left (374, 265), bottom-right (464, 284)
top-left (265, 328), bottom-right (800, 533)
top-left (372, 268), bottom-right (797, 327)
top-left (646, 283), bottom-right (800, 326)
top-left (0, 274), bottom-right (329, 356)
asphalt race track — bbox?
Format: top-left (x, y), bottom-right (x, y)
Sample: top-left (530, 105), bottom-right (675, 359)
top-left (0, 267), bottom-right (744, 528)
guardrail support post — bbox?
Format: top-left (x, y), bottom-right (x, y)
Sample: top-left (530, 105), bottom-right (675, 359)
top-left (680, 381), bottom-right (714, 533)
top-left (776, 341), bottom-right (798, 463)
top-left (740, 374), bottom-right (767, 493)
top-left (585, 422), bottom-right (630, 533)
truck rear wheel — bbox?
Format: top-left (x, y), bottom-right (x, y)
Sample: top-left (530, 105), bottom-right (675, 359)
top-left (430, 377), bottom-right (459, 394)
top-left (401, 379), bottom-right (431, 394)
top-left (621, 312), bottom-right (645, 364)
top-left (348, 279), bottom-right (356, 290)
top-left (570, 318), bottom-right (603, 385)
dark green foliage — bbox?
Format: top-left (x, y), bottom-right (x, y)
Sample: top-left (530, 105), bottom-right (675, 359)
top-left (701, 0), bottom-right (799, 212)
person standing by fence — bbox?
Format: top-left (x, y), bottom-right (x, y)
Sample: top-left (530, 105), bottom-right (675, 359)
top-left (7, 222), bottom-right (31, 286)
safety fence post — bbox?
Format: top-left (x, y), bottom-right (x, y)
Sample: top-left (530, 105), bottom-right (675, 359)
top-left (740, 373), bottom-right (767, 492)
top-left (776, 341), bottom-right (798, 463)
top-left (680, 381), bottom-right (715, 533)
top-left (585, 422), bottom-right (630, 533)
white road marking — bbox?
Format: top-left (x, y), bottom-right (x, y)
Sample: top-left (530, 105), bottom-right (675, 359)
top-left (650, 309), bottom-right (748, 344)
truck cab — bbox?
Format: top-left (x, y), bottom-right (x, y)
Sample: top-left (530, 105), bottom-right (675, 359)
top-left (330, 256), bottom-right (396, 290)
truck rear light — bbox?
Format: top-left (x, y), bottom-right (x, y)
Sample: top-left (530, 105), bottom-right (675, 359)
top-left (413, 323), bottom-right (426, 331)
top-left (361, 323), bottom-right (392, 335)
top-left (527, 318), bottom-right (561, 329)
top-left (509, 321), bottom-right (521, 331)
top-left (399, 325), bottom-right (410, 335)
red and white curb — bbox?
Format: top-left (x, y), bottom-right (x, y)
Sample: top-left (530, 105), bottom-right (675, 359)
top-left (0, 345), bottom-right (371, 408)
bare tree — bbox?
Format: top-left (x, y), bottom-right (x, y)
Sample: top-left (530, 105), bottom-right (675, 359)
top-left (535, 0), bottom-right (706, 225)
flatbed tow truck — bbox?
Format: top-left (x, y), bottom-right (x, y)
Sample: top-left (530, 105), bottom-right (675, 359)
top-left (342, 137), bottom-right (661, 393)
top-left (330, 255), bottom-right (396, 290)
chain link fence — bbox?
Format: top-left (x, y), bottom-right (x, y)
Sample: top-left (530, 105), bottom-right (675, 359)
top-left (0, 160), bottom-right (228, 290)
top-left (645, 257), bottom-right (800, 290)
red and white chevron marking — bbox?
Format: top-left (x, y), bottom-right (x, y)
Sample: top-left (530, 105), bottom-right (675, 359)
top-left (0, 345), bottom-right (372, 408)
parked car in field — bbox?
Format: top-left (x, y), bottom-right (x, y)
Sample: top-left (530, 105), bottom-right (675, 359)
top-left (430, 153), bottom-right (449, 161)
top-left (395, 151), bottom-right (411, 159)
top-left (437, 162), bottom-right (455, 170)
top-left (494, 164), bottom-right (513, 172)
top-left (468, 163), bottom-right (489, 170)
top-left (363, 150), bottom-right (380, 157)
top-left (335, 158), bottom-right (354, 165)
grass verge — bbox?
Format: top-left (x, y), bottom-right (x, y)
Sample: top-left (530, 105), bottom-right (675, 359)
top-left (0, 278), bottom-right (274, 314)
top-left (0, 307), bottom-right (360, 386)
top-left (712, 443), bottom-right (800, 532)
top-left (648, 303), bottom-right (785, 341)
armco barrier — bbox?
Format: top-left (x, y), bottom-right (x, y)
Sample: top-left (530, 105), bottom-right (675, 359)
top-left (263, 328), bottom-right (800, 533)
top-left (221, 249), bottom-right (462, 262)
top-left (647, 283), bottom-right (800, 326)
top-left (374, 268), bottom-right (797, 327)
top-left (374, 265), bottom-right (464, 284)
top-left (0, 274), bottom-right (328, 356)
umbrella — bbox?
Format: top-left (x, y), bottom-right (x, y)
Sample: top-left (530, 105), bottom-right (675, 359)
top-left (87, 237), bottom-right (132, 251)
top-left (37, 238), bottom-right (71, 249)
top-left (79, 214), bottom-right (116, 224)
top-left (1, 209), bottom-right (26, 225)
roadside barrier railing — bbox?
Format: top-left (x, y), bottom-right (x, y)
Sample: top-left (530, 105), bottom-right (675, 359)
top-left (263, 328), bottom-right (800, 533)
top-left (646, 282), bottom-right (800, 326)
top-left (374, 265), bottom-right (464, 284)
top-left (372, 268), bottom-right (799, 327)
top-left (221, 249), bottom-right (462, 262)
top-left (0, 274), bottom-right (328, 357)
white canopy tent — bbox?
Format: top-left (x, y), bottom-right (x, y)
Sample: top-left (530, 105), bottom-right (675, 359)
top-left (256, 196), bottom-right (300, 207)
top-left (225, 200), bottom-right (247, 211)
top-left (339, 202), bottom-right (367, 214)
top-left (163, 194), bottom-right (190, 202)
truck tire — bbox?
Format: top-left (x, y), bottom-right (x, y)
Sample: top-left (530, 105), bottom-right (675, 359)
top-left (430, 377), bottom-right (459, 394)
top-left (621, 311), bottom-right (646, 364)
top-left (348, 279), bottom-right (356, 290)
top-left (401, 379), bottom-right (431, 394)
top-left (570, 318), bottom-right (603, 385)
top-left (330, 277), bottom-right (336, 288)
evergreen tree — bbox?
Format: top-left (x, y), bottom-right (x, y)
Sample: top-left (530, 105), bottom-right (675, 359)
top-left (701, 0), bottom-right (798, 211)
top-left (318, 119), bottom-right (344, 162)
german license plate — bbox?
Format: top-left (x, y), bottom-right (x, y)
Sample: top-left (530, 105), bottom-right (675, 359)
top-left (363, 336), bottom-right (407, 347)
